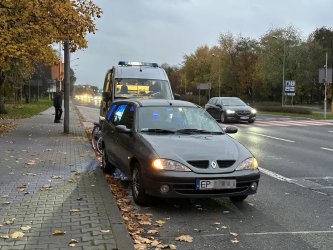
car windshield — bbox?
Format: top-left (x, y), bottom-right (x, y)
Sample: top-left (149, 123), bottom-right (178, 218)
top-left (114, 78), bottom-right (173, 100)
top-left (221, 98), bottom-right (246, 106)
top-left (138, 106), bottom-right (223, 133)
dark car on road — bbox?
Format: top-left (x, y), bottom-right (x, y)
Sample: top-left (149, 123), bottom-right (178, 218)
top-left (205, 97), bottom-right (257, 123)
top-left (101, 99), bottom-right (260, 205)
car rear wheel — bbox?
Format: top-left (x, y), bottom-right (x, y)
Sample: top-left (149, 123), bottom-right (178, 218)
top-left (132, 163), bottom-right (149, 206)
top-left (102, 147), bottom-right (115, 174)
top-left (220, 112), bottom-right (227, 123)
top-left (230, 195), bottom-right (248, 202)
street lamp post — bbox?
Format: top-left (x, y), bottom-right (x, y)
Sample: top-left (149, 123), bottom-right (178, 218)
top-left (272, 36), bottom-right (286, 107)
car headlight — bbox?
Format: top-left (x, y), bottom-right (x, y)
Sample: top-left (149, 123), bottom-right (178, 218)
top-left (251, 109), bottom-right (257, 114)
top-left (152, 159), bottom-right (192, 172)
top-left (226, 109), bottom-right (235, 114)
top-left (236, 157), bottom-right (258, 170)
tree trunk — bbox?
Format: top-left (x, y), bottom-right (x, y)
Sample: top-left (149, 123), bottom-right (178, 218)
top-left (0, 71), bottom-right (7, 114)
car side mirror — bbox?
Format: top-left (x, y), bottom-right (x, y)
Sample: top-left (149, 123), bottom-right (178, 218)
top-left (224, 126), bottom-right (238, 134)
top-left (174, 93), bottom-right (181, 100)
top-left (102, 91), bottom-right (111, 100)
top-left (115, 125), bottom-right (132, 134)
top-left (216, 104), bottom-right (222, 108)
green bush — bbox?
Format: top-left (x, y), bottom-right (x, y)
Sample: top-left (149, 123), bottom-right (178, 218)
top-left (255, 105), bottom-right (312, 114)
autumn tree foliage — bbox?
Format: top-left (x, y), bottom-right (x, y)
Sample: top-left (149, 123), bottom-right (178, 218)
top-left (0, 0), bottom-right (102, 113)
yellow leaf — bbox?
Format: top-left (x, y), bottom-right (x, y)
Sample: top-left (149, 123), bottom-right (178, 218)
top-left (155, 220), bottom-right (166, 226)
top-left (175, 235), bottom-right (193, 242)
top-left (147, 229), bottom-right (158, 235)
top-left (0, 235), bottom-right (9, 239)
top-left (69, 238), bottom-right (78, 246)
top-left (231, 239), bottom-right (240, 243)
top-left (9, 231), bottom-right (24, 238)
top-left (51, 176), bottom-right (62, 179)
top-left (169, 244), bottom-right (177, 249)
top-left (52, 229), bottom-right (66, 235)
top-left (20, 226), bottom-right (31, 231)
top-left (69, 208), bottom-right (80, 213)
top-left (230, 232), bottom-right (238, 237)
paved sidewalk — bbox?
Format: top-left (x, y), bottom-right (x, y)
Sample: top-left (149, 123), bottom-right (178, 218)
top-left (0, 100), bottom-right (133, 250)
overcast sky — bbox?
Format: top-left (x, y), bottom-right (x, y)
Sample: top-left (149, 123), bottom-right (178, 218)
top-left (71, 0), bottom-right (333, 88)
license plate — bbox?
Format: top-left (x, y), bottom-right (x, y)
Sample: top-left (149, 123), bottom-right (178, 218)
top-left (240, 116), bottom-right (249, 119)
top-left (196, 179), bottom-right (236, 190)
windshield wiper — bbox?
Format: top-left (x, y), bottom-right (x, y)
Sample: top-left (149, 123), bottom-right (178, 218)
top-left (141, 128), bottom-right (175, 134)
top-left (176, 129), bottom-right (223, 135)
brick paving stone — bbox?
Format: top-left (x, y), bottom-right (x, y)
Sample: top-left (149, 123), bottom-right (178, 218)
top-left (0, 100), bottom-right (133, 250)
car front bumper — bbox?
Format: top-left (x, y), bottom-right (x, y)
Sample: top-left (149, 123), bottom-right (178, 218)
top-left (226, 114), bottom-right (256, 121)
top-left (142, 169), bottom-right (260, 198)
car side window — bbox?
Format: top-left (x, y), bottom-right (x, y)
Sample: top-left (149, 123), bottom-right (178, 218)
top-left (106, 103), bottom-right (117, 121)
top-left (110, 104), bottom-right (127, 125)
top-left (118, 105), bottom-right (134, 129)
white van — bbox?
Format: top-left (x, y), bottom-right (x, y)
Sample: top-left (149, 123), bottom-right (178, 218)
top-left (100, 61), bottom-right (174, 123)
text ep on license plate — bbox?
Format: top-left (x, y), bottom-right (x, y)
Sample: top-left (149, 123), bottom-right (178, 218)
top-left (196, 179), bottom-right (236, 190)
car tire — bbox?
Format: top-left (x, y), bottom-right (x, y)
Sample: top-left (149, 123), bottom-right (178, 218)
top-left (102, 147), bottom-right (115, 174)
top-left (230, 195), bottom-right (248, 202)
top-left (248, 119), bottom-right (255, 124)
top-left (220, 112), bottom-right (227, 123)
top-left (132, 163), bottom-right (149, 206)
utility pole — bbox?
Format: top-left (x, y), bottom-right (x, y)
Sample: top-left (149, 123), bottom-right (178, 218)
top-left (64, 41), bottom-right (70, 133)
top-left (324, 52), bottom-right (328, 119)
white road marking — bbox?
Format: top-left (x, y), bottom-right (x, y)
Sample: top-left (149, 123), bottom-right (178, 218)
top-left (321, 147), bottom-right (333, 152)
top-left (259, 167), bottom-right (293, 182)
top-left (247, 132), bottom-right (295, 142)
top-left (199, 230), bottom-right (333, 237)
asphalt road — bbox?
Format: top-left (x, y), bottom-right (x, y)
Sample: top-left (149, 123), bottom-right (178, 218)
top-left (74, 99), bottom-right (333, 250)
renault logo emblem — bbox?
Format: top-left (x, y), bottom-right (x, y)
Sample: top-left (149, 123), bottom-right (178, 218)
top-left (211, 161), bottom-right (217, 168)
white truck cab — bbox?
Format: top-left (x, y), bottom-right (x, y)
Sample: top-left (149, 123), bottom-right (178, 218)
top-left (100, 61), bottom-right (174, 123)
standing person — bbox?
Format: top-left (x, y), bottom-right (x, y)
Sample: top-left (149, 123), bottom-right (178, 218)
top-left (53, 91), bottom-right (63, 123)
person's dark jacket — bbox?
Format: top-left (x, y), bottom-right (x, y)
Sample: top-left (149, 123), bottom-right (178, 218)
top-left (53, 93), bottom-right (62, 108)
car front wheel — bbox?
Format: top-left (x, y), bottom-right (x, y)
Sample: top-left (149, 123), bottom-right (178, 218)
top-left (132, 163), bottom-right (149, 205)
top-left (230, 195), bottom-right (248, 202)
top-left (248, 119), bottom-right (255, 123)
top-left (102, 147), bottom-right (115, 174)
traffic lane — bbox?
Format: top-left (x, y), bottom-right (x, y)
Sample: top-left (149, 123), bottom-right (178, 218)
top-left (72, 98), bottom-right (100, 109)
top-left (134, 174), bottom-right (332, 250)
top-left (230, 126), bottom-right (333, 178)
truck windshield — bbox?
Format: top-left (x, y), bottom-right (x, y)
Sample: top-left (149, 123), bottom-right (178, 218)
top-left (114, 78), bottom-right (173, 100)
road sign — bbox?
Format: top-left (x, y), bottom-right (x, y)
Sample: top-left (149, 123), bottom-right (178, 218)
top-left (197, 83), bottom-right (211, 90)
top-left (284, 80), bottom-right (295, 96)
top-left (319, 68), bottom-right (332, 84)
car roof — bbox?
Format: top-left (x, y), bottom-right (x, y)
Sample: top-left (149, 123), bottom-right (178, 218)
top-left (115, 99), bottom-right (198, 108)
top-left (114, 65), bottom-right (169, 80)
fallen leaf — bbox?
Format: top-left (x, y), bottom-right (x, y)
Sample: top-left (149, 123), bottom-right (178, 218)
top-left (213, 222), bottom-right (221, 225)
top-left (221, 225), bottom-right (227, 229)
top-left (3, 202), bottom-right (11, 205)
top-left (52, 229), bottom-right (66, 235)
top-left (25, 173), bottom-right (36, 176)
top-left (69, 208), bottom-right (80, 213)
top-left (51, 176), bottom-right (62, 179)
top-left (134, 243), bottom-right (147, 250)
top-left (175, 235), bottom-right (193, 242)
top-left (147, 229), bottom-right (159, 235)
top-left (68, 239), bottom-right (78, 247)
top-left (155, 220), bottom-right (166, 226)
top-left (20, 226), bottom-right (31, 231)
top-left (26, 160), bottom-right (36, 165)
top-left (4, 218), bottom-right (16, 225)
top-left (150, 240), bottom-right (160, 247)
top-left (230, 232), bottom-right (238, 237)
top-left (9, 231), bottom-right (24, 238)
top-left (0, 235), bottom-right (9, 239)
top-left (101, 229), bottom-right (110, 233)
top-left (76, 198), bottom-right (83, 201)
top-left (17, 188), bottom-right (26, 192)
top-left (169, 244), bottom-right (177, 249)
top-left (231, 239), bottom-right (239, 243)
top-left (139, 220), bottom-right (151, 225)
top-left (17, 184), bottom-right (27, 189)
